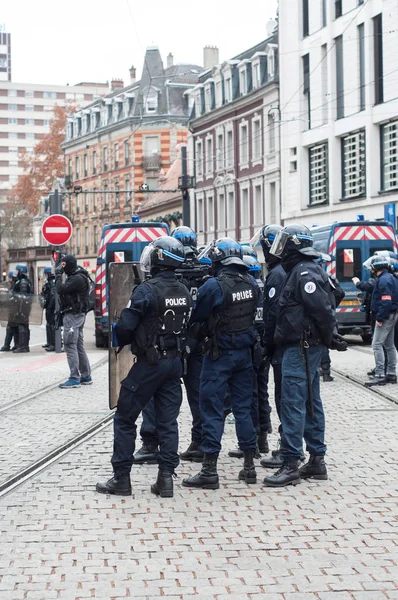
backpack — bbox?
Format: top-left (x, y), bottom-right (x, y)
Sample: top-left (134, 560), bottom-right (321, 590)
top-left (86, 275), bottom-right (95, 313)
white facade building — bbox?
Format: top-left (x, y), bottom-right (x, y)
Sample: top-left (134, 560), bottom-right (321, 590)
top-left (0, 80), bottom-right (108, 201)
top-left (279, 0), bottom-right (398, 227)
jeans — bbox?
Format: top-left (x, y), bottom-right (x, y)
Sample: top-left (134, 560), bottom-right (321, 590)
top-left (112, 357), bottom-right (182, 475)
top-left (280, 344), bottom-right (327, 460)
top-left (372, 313), bottom-right (398, 376)
top-left (199, 348), bottom-right (256, 455)
top-left (63, 313), bottom-right (91, 380)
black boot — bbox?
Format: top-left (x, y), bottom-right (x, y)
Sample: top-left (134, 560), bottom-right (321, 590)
top-left (257, 432), bottom-right (269, 454)
top-left (386, 374), bottom-right (397, 384)
top-left (299, 455), bottom-right (328, 480)
top-left (134, 444), bottom-right (159, 465)
top-left (238, 449), bottom-right (257, 484)
top-left (261, 448), bottom-right (283, 469)
top-left (96, 474), bottom-right (131, 496)
top-left (228, 447), bottom-right (243, 458)
top-left (151, 470), bottom-right (174, 498)
top-left (13, 346), bottom-right (29, 353)
top-left (0, 346), bottom-right (11, 352)
top-left (182, 454), bottom-right (219, 489)
top-left (322, 371), bottom-right (334, 382)
top-left (263, 460), bottom-right (301, 487)
top-left (180, 440), bottom-right (204, 463)
top-left (45, 345), bottom-right (55, 352)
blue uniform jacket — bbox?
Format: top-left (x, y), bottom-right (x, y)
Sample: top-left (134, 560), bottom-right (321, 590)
top-left (371, 270), bottom-right (398, 322)
top-left (190, 266), bottom-right (259, 350)
top-left (263, 262), bottom-right (286, 356)
top-left (115, 271), bottom-right (177, 346)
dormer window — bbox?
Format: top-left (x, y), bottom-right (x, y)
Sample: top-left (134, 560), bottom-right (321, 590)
top-left (268, 47), bottom-right (276, 79)
top-left (73, 119), bottom-right (79, 138)
top-left (146, 90), bottom-right (158, 113)
top-left (240, 68), bottom-right (247, 96)
top-left (67, 121), bottom-right (73, 140)
top-left (225, 77), bottom-right (232, 102)
top-left (90, 112), bottom-right (97, 131)
top-left (101, 106), bottom-right (107, 127)
top-left (81, 115), bottom-right (87, 135)
top-left (113, 103), bottom-right (119, 121)
top-left (253, 63), bottom-right (260, 89)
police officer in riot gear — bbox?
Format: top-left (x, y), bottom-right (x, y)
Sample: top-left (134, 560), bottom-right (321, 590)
top-left (182, 238), bottom-right (259, 489)
top-left (254, 225), bottom-right (289, 469)
top-left (12, 264), bottom-right (32, 353)
top-left (0, 271), bottom-right (18, 352)
top-left (262, 224), bottom-right (338, 487)
top-left (228, 253), bottom-right (270, 458)
top-left (133, 226), bottom-right (209, 465)
top-left (96, 236), bottom-right (192, 498)
top-left (41, 266), bottom-right (56, 352)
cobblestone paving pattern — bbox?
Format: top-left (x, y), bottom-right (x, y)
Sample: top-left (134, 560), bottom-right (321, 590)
top-left (0, 362), bottom-right (108, 484)
top-left (0, 358), bottom-right (398, 599)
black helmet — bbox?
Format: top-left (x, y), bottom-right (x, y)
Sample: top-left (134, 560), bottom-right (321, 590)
top-left (259, 225), bottom-right (283, 257)
top-left (140, 236), bottom-right (185, 272)
top-left (203, 237), bottom-right (246, 268)
top-left (369, 255), bottom-right (390, 272)
top-left (270, 224), bottom-right (318, 259)
top-left (241, 244), bottom-right (257, 259)
top-left (242, 255), bottom-right (262, 278)
top-left (171, 226), bottom-right (197, 249)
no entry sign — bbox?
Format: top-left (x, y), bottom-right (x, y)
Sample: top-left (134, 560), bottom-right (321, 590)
top-left (42, 214), bottom-right (73, 246)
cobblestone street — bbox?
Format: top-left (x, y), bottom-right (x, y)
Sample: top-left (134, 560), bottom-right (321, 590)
top-left (0, 346), bottom-right (397, 599)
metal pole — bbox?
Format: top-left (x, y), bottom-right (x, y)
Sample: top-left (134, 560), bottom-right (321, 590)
top-left (50, 190), bottom-right (63, 354)
top-left (181, 146), bottom-right (190, 227)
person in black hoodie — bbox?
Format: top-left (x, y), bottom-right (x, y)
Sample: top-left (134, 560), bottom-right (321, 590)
top-left (55, 254), bottom-right (92, 389)
top-left (262, 224), bottom-right (342, 488)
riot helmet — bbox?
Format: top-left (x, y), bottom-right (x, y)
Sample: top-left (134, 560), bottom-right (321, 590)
top-left (198, 237), bottom-right (246, 268)
top-left (61, 255), bottom-right (78, 276)
top-left (253, 225), bottom-right (283, 260)
top-left (241, 244), bottom-right (257, 259)
top-left (172, 226), bottom-right (197, 248)
top-left (16, 264), bottom-right (28, 276)
top-left (43, 266), bottom-right (53, 276)
top-left (242, 255), bottom-right (262, 279)
top-left (368, 255), bottom-right (390, 273)
top-left (140, 236), bottom-right (185, 273)
top-left (270, 224), bottom-right (318, 259)
top-left (8, 270), bottom-right (17, 280)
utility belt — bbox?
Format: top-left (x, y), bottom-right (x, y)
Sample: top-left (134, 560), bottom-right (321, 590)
top-left (136, 346), bottom-right (179, 364)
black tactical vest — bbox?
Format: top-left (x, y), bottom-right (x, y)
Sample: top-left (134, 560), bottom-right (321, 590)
top-left (176, 262), bottom-right (209, 304)
top-left (216, 272), bottom-right (257, 334)
top-left (134, 276), bottom-right (192, 352)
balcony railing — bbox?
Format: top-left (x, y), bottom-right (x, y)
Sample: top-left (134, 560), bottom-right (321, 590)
top-left (142, 153), bottom-right (161, 171)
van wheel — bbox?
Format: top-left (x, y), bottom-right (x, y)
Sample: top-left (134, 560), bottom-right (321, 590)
top-left (95, 332), bottom-right (108, 348)
top-left (361, 334), bottom-right (372, 345)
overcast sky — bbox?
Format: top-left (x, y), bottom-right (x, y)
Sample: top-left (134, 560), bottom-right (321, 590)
top-left (3, 0), bottom-right (278, 86)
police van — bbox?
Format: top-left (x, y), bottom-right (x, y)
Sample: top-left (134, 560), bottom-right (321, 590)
top-left (311, 219), bottom-right (398, 342)
top-left (94, 218), bottom-right (169, 347)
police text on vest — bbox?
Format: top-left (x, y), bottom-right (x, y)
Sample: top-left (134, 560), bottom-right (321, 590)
top-left (165, 297), bottom-right (187, 306)
top-left (232, 290), bottom-right (253, 301)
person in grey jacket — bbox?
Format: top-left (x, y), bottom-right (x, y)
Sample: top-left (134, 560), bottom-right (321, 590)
top-left (55, 255), bottom-right (92, 389)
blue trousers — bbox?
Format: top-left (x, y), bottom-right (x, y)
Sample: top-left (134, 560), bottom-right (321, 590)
top-left (280, 344), bottom-right (327, 460)
top-left (140, 350), bottom-right (203, 445)
top-left (111, 357), bottom-right (182, 476)
top-left (200, 348), bottom-right (256, 455)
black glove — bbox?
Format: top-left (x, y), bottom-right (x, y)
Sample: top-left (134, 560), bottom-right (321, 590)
top-left (330, 333), bottom-right (348, 352)
top-left (55, 265), bottom-right (64, 276)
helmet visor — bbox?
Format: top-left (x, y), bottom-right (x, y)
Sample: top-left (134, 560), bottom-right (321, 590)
top-left (363, 256), bottom-right (374, 270)
top-left (269, 230), bottom-right (290, 258)
top-left (250, 229), bottom-right (262, 249)
top-left (140, 244), bottom-right (153, 273)
top-left (197, 242), bottom-right (214, 262)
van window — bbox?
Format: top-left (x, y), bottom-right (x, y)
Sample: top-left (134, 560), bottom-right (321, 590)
top-left (368, 245), bottom-right (393, 256)
top-left (312, 229), bottom-right (331, 254)
top-left (336, 247), bottom-right (362, 281)
top-left (106, 249), bottom-right (133, 265)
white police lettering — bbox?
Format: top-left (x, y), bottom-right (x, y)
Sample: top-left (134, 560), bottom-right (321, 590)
top-left (301, 271), bottom-right (309, 275)
top-left (165, 297), bottom-right (187, 307)
top-left (269, 287), bottom-right (276, 298)
top-left (232, 290), bottom-right (253, 301)
top-left (304, 281), bottom-right (316, 294)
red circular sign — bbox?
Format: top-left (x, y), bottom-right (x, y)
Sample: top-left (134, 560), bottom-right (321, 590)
top-left (41, 214), bottom-right (73, 246)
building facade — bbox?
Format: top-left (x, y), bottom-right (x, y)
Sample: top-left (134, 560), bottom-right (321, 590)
top-left (188, 33), bottom-right (280, 247)
top-left (62, 47), bottom-right (202, 269)
top-left (279, 0), bottom-right (398, 227)
top-left (0, 26), bottom-right (11, 82)
top-left (0, 80), bottom-right (108, 202)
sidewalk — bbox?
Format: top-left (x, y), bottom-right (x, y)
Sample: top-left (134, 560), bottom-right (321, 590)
top-left (0, 359), bottom-right (397, 599)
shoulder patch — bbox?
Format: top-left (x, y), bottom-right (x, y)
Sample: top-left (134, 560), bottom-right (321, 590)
top-left (304, 281), bottom-right (317, 294)
top-left (268, 287), bottom-right (276, 298)
top-left (300, 271), bottom-right (309, 276)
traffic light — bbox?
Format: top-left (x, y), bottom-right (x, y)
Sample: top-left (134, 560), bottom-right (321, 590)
top-left (51, 250), bottom-right (63, 266)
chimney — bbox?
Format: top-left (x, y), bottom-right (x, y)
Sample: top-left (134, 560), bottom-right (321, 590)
top-left (203, 45), bottom-right (219, 70)
top-left (167, 53), bottom-right (174, 69)
top-left (129, 65), bottom-right (136, 84)
top-left (111, 78), bottom-right (124, 91)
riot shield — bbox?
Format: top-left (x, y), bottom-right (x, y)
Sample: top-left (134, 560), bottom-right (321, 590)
top-left (0, 291), bottom-right (43, 326)
top-left (108, 262), bottom-right (143, 410)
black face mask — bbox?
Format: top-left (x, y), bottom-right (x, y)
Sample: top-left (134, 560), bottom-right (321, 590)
top-left (62, 255), bottom-right (77, 276)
